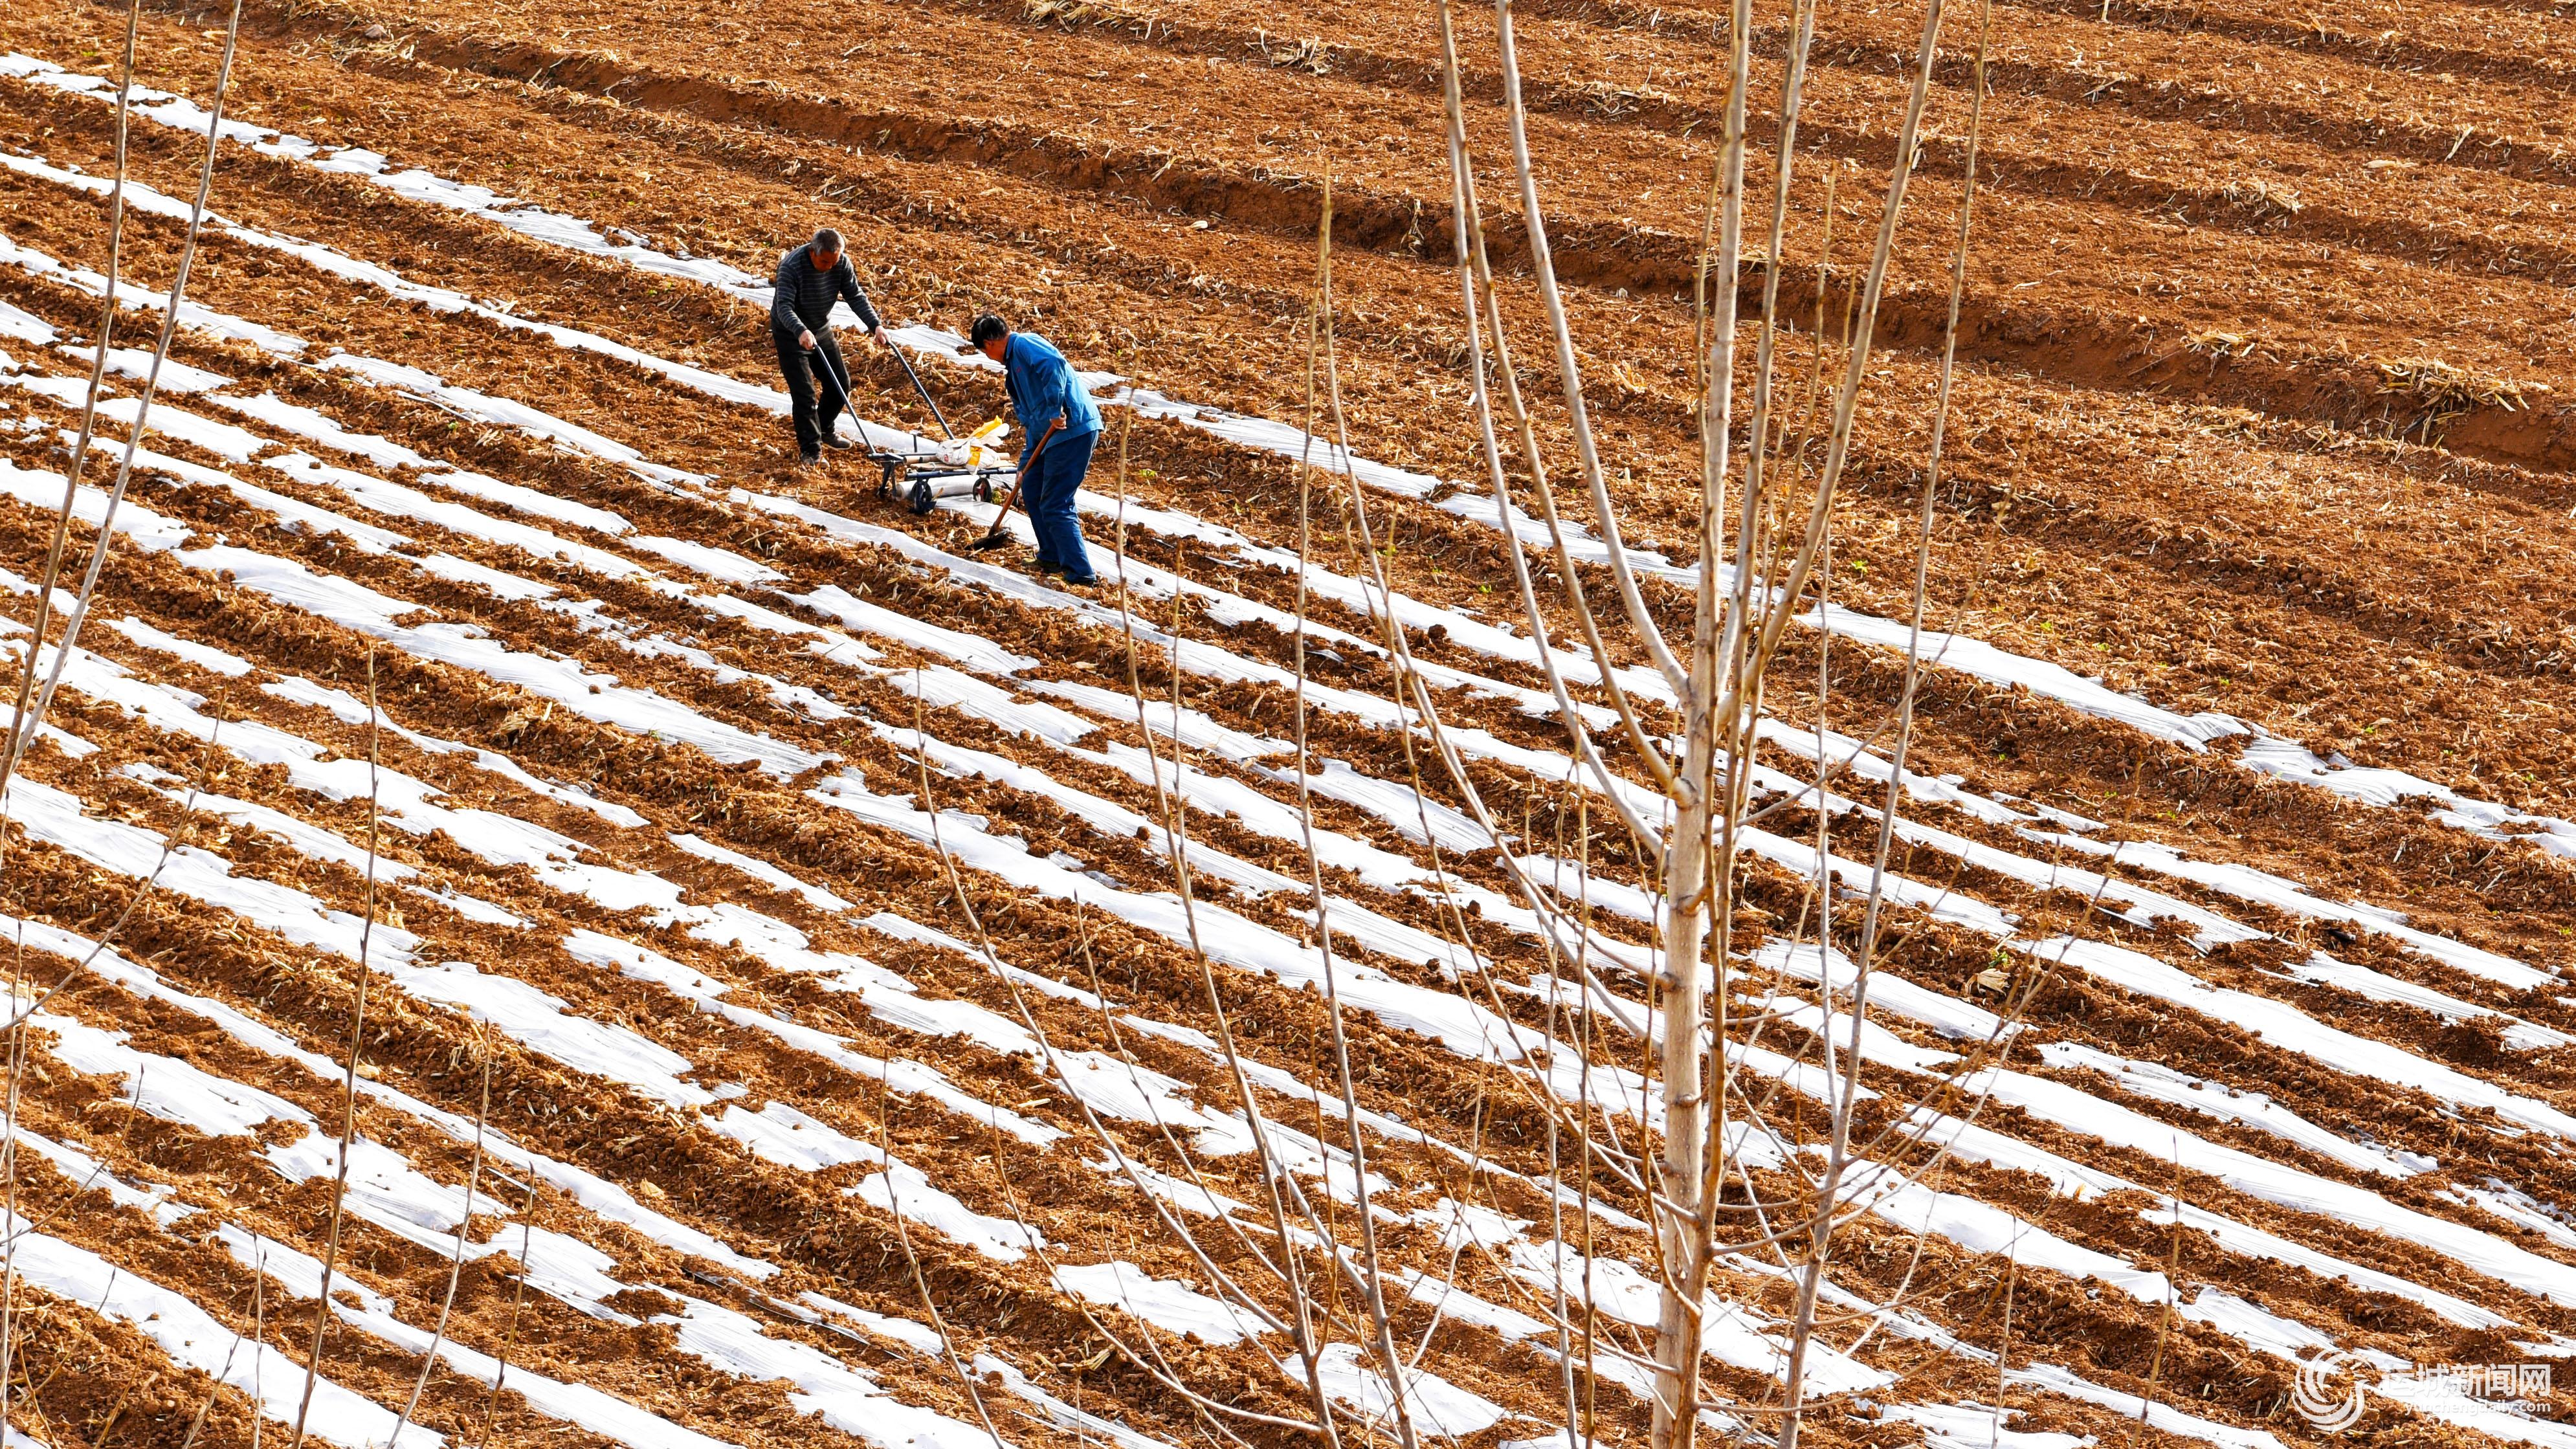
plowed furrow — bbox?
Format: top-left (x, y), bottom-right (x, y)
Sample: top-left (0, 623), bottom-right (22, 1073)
top-left (1, 30), bottom-right (2572, 1445)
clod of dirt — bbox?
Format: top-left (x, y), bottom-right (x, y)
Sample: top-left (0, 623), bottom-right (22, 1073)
top-left (2430, 1019), bottom-right (2507, 1068)
top-left (605, 1286), bottom-right (686, 1318)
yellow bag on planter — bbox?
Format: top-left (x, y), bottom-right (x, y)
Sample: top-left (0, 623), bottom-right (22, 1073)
top-left (940, 417), bottom-right (1009, 468)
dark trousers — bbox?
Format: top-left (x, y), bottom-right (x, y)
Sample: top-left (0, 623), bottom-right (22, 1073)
top-left (775, 328), bottom-right (850, 455)
top-left (1027, 428), bottom-right (1100, 581)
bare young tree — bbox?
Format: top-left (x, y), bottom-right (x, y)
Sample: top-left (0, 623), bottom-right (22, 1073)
top-left (1416, 0), bottom-right (2001, 1445)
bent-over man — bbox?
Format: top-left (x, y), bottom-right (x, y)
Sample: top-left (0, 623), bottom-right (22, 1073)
top-left (772, 227), bottom-right (891, 467)
top-left (970, 313), bottom-right (1102, 586)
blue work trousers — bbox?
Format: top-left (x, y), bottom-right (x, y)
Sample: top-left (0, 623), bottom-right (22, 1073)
top-left (1026, 427), bottom-right (1100, 582)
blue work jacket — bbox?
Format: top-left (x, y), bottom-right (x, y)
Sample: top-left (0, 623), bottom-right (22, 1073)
top-left (1003, 332), bottom-right (1103, 467)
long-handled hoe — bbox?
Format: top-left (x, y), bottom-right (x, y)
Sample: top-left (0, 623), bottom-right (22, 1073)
top-left (964, 417), bottom-right (1061, 554)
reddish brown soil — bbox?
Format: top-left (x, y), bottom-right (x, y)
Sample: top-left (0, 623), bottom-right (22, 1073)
top-left (0, 0), bottom-right (2570, 1446)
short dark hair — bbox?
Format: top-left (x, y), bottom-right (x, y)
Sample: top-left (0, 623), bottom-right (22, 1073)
top-left (812, 226), bottom-right (843, 254)
top-left (968, 314), bottom-right (1008, 349)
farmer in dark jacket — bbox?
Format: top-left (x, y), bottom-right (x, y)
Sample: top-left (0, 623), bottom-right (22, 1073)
top-left (969, 314), bottom-right (1103, 585)
top-left (772, 227), bottom-right (893, 466)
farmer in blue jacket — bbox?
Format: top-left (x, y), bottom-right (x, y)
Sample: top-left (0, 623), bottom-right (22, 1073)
top-left (969, 314), bottom-right (1102, 586)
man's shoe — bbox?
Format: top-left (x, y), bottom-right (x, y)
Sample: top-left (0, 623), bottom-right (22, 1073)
top-left (1032, 559), bottom-right (1065, 576)
top-left (821, 434), bottom-right (856, 450)
top-left (1058, 573), bottom-right (1099, 589)
top-left (795, 451), bottom-right (823, 469)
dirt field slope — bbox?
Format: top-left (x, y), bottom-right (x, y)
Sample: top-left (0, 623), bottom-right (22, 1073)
top-left (0, 0), bottom-right (2570, 1447)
